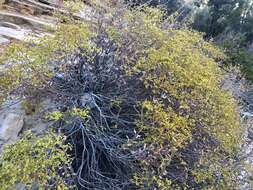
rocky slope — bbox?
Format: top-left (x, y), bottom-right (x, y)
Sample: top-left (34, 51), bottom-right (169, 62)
top-left (0, 0), bottom-right (60, 46)
top-left (0, 1), bottom-right (252, 189)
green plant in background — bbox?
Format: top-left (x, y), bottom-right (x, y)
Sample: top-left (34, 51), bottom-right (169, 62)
top-left (222, 37), bottom-right (253, 81)
top-left (191, 0), bottom-right (253, 82)
top-left (0, 131), bottom-right (71, 190)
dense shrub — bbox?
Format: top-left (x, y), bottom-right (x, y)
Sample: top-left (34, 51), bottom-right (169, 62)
top-left (0, 132), bottom-right (71, 189)
top-left (110, 7), bottom-right (241, 188)
top-left (0, 1), bottom-right (243, 189)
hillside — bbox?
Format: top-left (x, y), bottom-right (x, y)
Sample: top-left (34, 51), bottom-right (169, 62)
top-left (0, 0), bottom-right (252, 190)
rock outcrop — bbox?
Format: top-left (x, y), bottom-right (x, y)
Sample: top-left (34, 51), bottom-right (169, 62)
top-left (0, 103), bottom-right (25, 151)
top-left (0, 99), bottom-right (56, 152)
top-left (0, 0), bottom-right (59, 46)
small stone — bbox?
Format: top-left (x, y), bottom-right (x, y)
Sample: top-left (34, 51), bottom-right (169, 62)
top-left (16, 183), bottom-right (27, 190)
top-left (248, 128), bottom-right (253, 140)
top-left (80, 93), bottom-right (95, 108)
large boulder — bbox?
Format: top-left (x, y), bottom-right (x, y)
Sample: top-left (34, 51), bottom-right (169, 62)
top-left (0, 102), bottom-right (25, 149)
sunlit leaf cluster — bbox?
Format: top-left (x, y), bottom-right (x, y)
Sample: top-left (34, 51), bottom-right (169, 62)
top-left (0, 132), bottom-right (71, 190)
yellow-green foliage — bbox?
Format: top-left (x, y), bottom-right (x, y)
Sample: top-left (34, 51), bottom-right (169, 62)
top-left (48, 111), bottom-right (64, 121)
top-left (0, 132), bottom-right (71, 190)
top-left (0, 22), bottom-right (94, 103)
top-left (63, 0), bottom-right (84, 13)
top-left (139, 100), bottom-right (192, 149)
top-left (133, 171), bottom-right (174, 190)
top-left (134, 29), bottom-right (241, 152)
top-left (47, 108), bottom-right (90, 121)
top-left (108, 7), bottom-right (242, 189)
top-left (193, 149), bottom-right (239, 189)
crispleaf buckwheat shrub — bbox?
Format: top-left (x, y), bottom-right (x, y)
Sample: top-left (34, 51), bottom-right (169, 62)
top-left (0, 132), bottom-right (71, 190)
top-left (107, 5), bottom-right (242, 189)
top-left (0, 0), bottom-right (243, 189)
